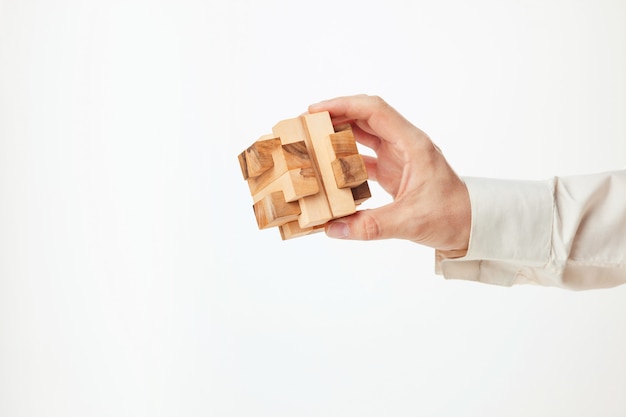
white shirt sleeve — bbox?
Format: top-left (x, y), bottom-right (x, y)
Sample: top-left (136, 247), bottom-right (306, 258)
top-left (436, 170), bottom-right (626, 290)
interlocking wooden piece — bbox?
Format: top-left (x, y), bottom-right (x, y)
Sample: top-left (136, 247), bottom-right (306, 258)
top-left (238, 137), bottom-right (280, 180)
top-left (329, 130), bottom-right (368, 189)
top-left (242, 138), bottom-right (319, 200)
top-left (301, 113), bottom-right (356, 218)
top-left (279, 221), bottom-right (325, 240)
top-left (239, 111), bottom-right (371, 239)
top-left (351, 181), bottom-right (372, 205)
top-left (253, 191), bottom-right (301, 229)
top-left (272, 117), bottom-right (333, 228)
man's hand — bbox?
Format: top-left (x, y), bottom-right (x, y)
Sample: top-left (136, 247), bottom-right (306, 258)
top-left (309, 95), bottom-right (470, 254)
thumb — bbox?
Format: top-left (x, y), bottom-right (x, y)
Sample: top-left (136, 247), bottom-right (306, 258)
top-left (325, 206), bottom-right (398, 241)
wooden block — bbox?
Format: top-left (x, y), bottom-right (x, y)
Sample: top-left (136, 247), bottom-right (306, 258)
top-left (246, 140), bottom-right (315, 196)
top-left (239, 137), bottom-right (280, 180)
top-left (333, 123), bottom-right (353, 133)
top-left (253, 191), bottom-right (301, 229)
top-left (329, 130), bottom-right (359, 157)
top-left (279, 220), bottom-right (325, 240)
top-left (295, 194), bottom-right (332, 228)
top-left (239, 112), bottom-right (373, 239)
top-left (351, 181), bottom-right (371, 205)
top-left (252, 168), bottom-right (319, 203)
top-left (331, 154), bottom-right (368, 188)
top-left (328, 128), bottom-right (368, 188)
top-left (301, 112), bottom-right (356, 218)
top-left (273, 118), bottom-right (333, 227)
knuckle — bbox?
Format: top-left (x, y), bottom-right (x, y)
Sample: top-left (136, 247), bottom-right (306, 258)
top-left (369, 95), bottom-right (386, 108)
top-left (361, 213), bottom-right (382, 240)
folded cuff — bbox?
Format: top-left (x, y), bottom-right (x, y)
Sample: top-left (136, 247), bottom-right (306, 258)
top-left (437, 177), bottom-right (554, 286)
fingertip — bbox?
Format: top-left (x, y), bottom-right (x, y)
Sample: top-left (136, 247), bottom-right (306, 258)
top-left (325, 221), bottom-right (350, 239)
top-left (308, 100), bottom-right (329, 113)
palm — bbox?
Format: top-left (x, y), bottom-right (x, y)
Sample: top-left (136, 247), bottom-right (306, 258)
top-left (351, 121), bottom-right (427, 200)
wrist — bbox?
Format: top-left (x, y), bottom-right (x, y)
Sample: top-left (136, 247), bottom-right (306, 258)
top-left (438, 179), bottom-right (471, 257)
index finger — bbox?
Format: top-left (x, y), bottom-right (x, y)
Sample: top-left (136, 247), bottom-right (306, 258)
top-left (308, 95), bottom-right (416, 146)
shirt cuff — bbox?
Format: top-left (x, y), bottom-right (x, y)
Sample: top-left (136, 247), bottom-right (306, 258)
top-left (437, 177), bottom-right (555, 286)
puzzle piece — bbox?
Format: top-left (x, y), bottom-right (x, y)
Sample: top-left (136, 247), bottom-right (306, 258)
top-left (238, 111), bottom-right (371, 239)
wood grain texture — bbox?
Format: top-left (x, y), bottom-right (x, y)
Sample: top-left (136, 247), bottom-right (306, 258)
top-left (329, 130), bottom-right (359, 157)
top-left (246, 140), bottom-right (314, 196)
top-left (328, 129), bottom-right (368, 188)
top-left (351, 181), bottom-right (371, 205)
top-left (253, 191), bottom-right (301, 229)
top-left (301, 112), bottom-right (356, 218)
top-left (279, 220), bottom-right (325, 240)
top-left (331, 154), bottom-right (368, 188)
top-left (239, 113), bottom-right (372, 239)
top-left (251, 168), bottom-right (319, 203)
top-left (238, 137), bottom-right (280, 180)
top-left (273, 117), bottom-right (332, 228)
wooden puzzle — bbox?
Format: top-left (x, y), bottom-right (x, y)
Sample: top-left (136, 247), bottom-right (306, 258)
top-left (238, 111), bottom-right (371, 239)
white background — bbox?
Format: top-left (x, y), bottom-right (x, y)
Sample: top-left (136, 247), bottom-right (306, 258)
top-left (1, 0), bottom-right (626, 416)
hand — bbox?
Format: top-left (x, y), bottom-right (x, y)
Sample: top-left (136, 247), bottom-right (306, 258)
top-left (308, 95), bottom-right (470, 254)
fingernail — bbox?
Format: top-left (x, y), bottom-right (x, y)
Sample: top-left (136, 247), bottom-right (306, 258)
top-left (327, 222), bottom-right (349, 239)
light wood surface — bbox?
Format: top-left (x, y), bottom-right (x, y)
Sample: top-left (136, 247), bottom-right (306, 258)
top-left (273, 117), bottom-right (333, 228)
top-left (301, 112), bottom-right (356, 218)
top-left (239, 112), bottom-right (371, 239)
